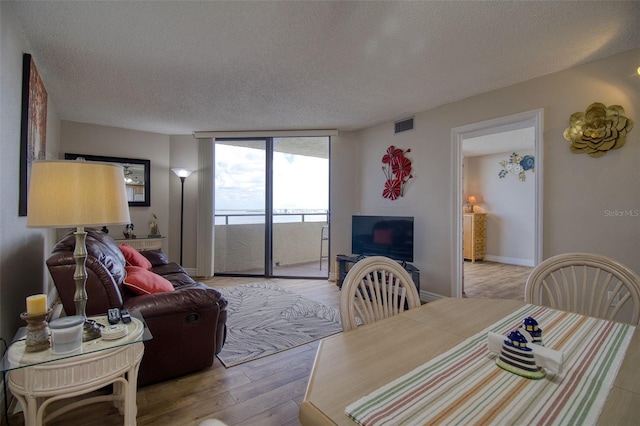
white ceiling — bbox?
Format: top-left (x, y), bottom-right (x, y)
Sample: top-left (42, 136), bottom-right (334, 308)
top-left (9, 1), bottom-right (640, 135)
top-left (463, 127), bottom-right (534, 158)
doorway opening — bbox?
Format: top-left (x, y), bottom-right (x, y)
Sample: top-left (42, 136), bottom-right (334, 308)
top-left (451, 110), bottom-right (543, 298)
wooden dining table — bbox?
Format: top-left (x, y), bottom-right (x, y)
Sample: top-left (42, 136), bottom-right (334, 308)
top-left (299, 298), bottom-right (640, 425)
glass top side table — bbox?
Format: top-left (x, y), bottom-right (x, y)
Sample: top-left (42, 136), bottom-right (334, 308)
top-left (2, 311), bottom-right (152, 426)
top-left (1, 310), bottom-right (152, 372)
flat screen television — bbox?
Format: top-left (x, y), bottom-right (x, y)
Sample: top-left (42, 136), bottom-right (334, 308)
top-left (351, 215), bottom-right (414, 262)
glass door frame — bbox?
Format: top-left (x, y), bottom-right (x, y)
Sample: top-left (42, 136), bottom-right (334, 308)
top-left (214, 136), bottom-right (330, 279)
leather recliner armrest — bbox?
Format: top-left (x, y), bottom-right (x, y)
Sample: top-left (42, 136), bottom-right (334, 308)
top-left (123, 285), bottom-right (227, 318)
top-left (47, 252), bottom-right (125, 315)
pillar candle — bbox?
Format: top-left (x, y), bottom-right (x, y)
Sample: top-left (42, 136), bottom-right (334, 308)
top-left (26, 294), bottom-right (47, 315)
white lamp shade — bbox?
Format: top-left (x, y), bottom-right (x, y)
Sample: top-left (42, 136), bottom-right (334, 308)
top-left (171, 168), bottom-right (193, 178)
top-left (27, 160), bottom-right (131, 228)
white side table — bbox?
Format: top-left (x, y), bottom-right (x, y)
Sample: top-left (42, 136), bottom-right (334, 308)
top-left (3, 315), bottom-right (150, 426)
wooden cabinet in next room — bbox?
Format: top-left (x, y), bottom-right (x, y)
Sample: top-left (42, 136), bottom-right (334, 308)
top-left (463, 213), bottom-right (486, 263)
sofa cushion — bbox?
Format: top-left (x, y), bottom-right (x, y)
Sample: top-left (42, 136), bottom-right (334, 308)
top-left (51, 229), bottom-right (127, 286)
top-left (123, 265), bottom-right (175, 295)
top-left (140, 249), bottom-right (170, 267)
top-left (119, 243), bottom-right (153, 270)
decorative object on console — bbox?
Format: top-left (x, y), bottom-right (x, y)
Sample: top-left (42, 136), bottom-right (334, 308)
top-left (464, 195), bottom-right (476, 213)
top-left (563, 102), bottom-right (634, 158)
top-left (19, 54), bottom-right (47, 217)
top-left (149, 213), bottom-right (161, 237)
top-left (172, 168), bottom-right (193, 265)
top-left (381, 145), bottom-right (413, 200)
top-left (498, 152), bottom-right (534, 181)
top-left (27, 159), bottom-right (130, 341)
top-left (123, 223), bottom-right (136, 239)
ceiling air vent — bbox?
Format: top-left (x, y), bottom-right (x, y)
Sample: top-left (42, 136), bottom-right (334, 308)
top-left (394, 117), bottom-right (414, 134)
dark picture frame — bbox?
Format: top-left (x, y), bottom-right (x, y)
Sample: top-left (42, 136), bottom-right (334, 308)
top-left (19, 53), bottom-right (48, 216)
top-left (64, 153), bottom-right (151, 207)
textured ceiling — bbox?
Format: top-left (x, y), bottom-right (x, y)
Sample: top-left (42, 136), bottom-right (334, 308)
top-left (9, 1), bottom-right (640, 135)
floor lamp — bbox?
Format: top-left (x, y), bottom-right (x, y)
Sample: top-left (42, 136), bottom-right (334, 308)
top-left (27, 160), bottom-right (130, 341)
top-left (172, 168), bottom-right (193, 265)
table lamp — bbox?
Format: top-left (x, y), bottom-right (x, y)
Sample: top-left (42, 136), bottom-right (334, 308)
top-left (27, 159), bottom-right (131, 341)
top-left (464, 195), bottom-right (476, 213)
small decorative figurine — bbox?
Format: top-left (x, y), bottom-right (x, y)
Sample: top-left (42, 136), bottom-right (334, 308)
top-left (521, 317), bottom-right (543, 346)
top-left (496, 329), bottom-right (546, 380)
top-left (149, 214), bottom-right (161, 237)
top-left (123, 223), bottom-right (136, 239)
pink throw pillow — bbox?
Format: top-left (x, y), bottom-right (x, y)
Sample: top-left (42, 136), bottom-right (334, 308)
top-left (123, 266), bottom-right (175, 295)
top-left (119, 243), bottom-right (152, 270)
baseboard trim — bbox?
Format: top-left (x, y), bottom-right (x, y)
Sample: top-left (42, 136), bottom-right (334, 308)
top-left (484, 255), bottom-right (534, 267)
top-left (184, 267), bottom-right (197, 276)
top-left (421, 291), bottom-right (444, 303)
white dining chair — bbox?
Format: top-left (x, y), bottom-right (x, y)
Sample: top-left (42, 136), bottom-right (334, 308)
top-left (340, 256), bottom-right (421, 331)
top-left (524, 252), bottom-right (640, 325)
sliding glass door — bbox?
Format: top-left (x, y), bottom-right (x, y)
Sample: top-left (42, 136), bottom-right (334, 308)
top-left (214, 139), bottom-right (267, 275)
top-left (214, 137), bottom-right (330, 278)
top-left (272, 137), bottom-right (329, 277)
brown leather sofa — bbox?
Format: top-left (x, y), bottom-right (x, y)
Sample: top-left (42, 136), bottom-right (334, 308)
top-left (46, 229), bottom-right (228, 386)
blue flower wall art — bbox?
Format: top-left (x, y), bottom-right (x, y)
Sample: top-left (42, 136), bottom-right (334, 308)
top-left (498, 153), bottom-right (534, 182)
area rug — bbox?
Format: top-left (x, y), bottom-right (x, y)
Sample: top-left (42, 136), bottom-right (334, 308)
top-left (216, 282), bottom-right (342, 367)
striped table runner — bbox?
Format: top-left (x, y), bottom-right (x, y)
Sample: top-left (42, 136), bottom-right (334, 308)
top-left (345, 304), bottom-right (635, 426)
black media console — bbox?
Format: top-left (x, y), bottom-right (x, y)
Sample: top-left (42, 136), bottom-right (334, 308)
top-left (335, 254), bottom-right (420, 293)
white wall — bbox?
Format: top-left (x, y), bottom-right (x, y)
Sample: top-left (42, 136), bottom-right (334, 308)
top-left (60, 122), bottom-right (172, 257)
top-left (468, 150), bottom-right (535, 265)
top-left (356, 48), bottom-right (639, 297)
top-left (0, 2), bottom-right (61, 340)
top-left (328, 131), bottom-right (360, 278)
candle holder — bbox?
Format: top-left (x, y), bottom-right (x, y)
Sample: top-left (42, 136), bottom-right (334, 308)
top-left (20, 309), bottom-right (52, 352)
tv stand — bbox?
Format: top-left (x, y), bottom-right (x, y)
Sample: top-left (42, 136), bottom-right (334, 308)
top-left (335, 255), bottom-right (420, 293)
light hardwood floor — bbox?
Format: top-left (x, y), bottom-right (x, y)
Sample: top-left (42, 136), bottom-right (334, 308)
top-left (7, 264), bottom-right (530, 426)
top-left (463, 260), bottom-right (532, 301)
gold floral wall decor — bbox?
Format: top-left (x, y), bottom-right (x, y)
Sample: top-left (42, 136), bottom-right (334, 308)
top-left (563, 102), bottom-right (634, 158)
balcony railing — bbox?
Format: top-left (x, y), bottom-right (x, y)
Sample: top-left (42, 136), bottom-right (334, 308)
top-left (214, 212), bottom-right (328, 225)
top-left (213, 212), bottom-right (329, 274)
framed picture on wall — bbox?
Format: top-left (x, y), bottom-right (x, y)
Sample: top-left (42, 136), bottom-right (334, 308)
top-left (19, 53), bottom-right (48, 216)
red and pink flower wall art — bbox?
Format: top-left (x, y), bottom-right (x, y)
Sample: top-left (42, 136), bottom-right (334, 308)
top-left (381, 145), bottom-right (413, 200)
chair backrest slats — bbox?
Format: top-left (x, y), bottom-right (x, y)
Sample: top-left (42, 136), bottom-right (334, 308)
top-left (340, 256), bottom-right (421, 331)
top-left (525, 253), bottom-right (640, 325)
